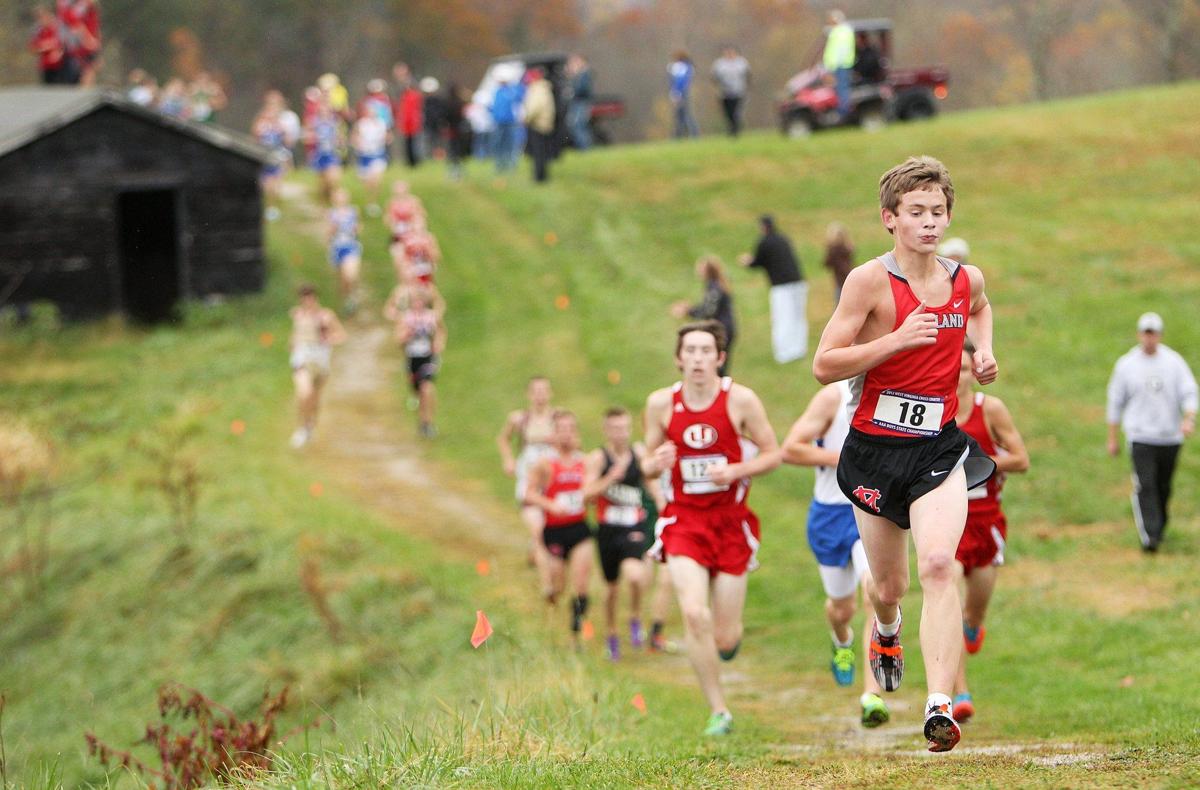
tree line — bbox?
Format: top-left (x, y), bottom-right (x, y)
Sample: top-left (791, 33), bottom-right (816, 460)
top-left (1, 0), bottom-right (1196, 138)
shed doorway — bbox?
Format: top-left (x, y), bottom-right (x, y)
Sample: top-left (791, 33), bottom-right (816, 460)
top-left (117, 189), bottom-right (180, 322)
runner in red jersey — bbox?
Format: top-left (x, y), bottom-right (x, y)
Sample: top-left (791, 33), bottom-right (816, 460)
top-left (951, 343), bottom-right (1028, 723)
top-left (813, 156), bottom-right (997, 753)
top-left (642, 320), bottom-right (780, 736)
top-left (525, 410), bottom-right (595, 637)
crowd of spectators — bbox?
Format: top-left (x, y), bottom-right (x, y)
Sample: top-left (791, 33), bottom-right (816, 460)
top-left (124, 69), bottom-right (228, 122)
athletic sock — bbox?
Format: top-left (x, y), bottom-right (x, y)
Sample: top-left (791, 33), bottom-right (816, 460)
top-left (876, 614), bottom-right (901, 638)
top-left (651, 620), bottom-right (664, 638)
top-left (926, 692), bottom-right (953, 716)
top-left (833, 631), bottom-right (854, 649)
top-left (571, 595), bottom-right (589, 632)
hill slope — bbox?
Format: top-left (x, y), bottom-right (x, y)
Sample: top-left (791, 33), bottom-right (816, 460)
top-left (2, 83), bottom-right (1198, 788)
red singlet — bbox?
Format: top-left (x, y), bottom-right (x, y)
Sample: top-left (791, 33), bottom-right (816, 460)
top-left (542, 455), bottom-right (587, 527)
top-left (851, 253), bottom-right (971, 438)
top-left (666, 377), bottom-right (746, 509)
top-left (958, 391), bottom-right (1004, 519)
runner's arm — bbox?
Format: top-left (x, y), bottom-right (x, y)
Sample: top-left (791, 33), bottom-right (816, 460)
top-left (965, 265), bottom-right (997, 385)
top-left (582, 449), bottom-right (612, 501)
top-left (641, 389), bottom-right (676, 477)
top-left (780, 385), bottom-right (840, 467)
top-left (813, 264), bottom-right (931, 384)
top-left (635, 443), bottom-right (667, 510)
top-left (324, 311), bottom-right (348, 345)
top-left (711, 387), bottom-right (780, 485)
top-left (524, 459), bottom-right (563, 514)
top-left (982, 396), bottom-right (1029, 473)
top-left (433, 317), bottom-right (448, 356)
top-left (497, 411), bottom-right (521, 475)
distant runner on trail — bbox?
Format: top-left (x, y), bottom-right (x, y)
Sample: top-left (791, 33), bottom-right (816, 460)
top-left (326, 187), bottom-right (364, 315)
top-left (642, 320), bottom-right (781, 736)
top-left (951, 342), bottom-right (1029, 723)
top-left (525, 410), bottom-right (596, 639)
top-left (583, 407), bottom-right (659, 661)
top-left (812, 155), bottom-right (997, 752)
top-left (498, 377), bottom-right (559, 599)
top-left (288, 284), bottom-right (347, 449)
top-left (779, 379), bottom-right (889, 727)
top-left (392, 287), bottom-right (446, 439)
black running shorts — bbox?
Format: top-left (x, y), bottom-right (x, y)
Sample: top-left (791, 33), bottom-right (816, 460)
top-left (407, 354), bottom-right (438, 391)
top-left (836, 423), bottom-right (995, 530)
top-left (597, 523), bottom-right (648, 582)
top-left (542, 521), bottom-right (592, 559)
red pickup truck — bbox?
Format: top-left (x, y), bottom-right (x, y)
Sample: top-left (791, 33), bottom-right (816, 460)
top-left (778, 18), bottom-right (949, 137)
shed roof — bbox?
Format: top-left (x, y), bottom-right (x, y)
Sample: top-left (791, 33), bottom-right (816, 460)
top-left (0, 86), bottom-right (270, 163)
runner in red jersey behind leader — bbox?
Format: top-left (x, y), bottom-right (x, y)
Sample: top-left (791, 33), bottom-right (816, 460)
top-left (526, 410), bottom-right (595, 638)
top-left (813, 156), bottom-right (997, 753)
top-left (951, 343), bottom-right (1028, 723)
top-left (642, 320), bottom-right (780, 737)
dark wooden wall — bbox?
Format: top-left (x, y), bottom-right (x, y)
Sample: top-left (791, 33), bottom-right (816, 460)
top-left (0, 106), bottom-right (264, 320)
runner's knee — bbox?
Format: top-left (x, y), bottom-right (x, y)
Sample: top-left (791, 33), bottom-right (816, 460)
top-left (714, 621), bottom-right (743, 651)
top-left (918, 550), bottom-right (957, 587)
top-left (680, 602), bottom-right (713, 635)
top-left (873, 577), bottom-right (907, 607)
top-left (826, 595), bottom-right (856, 626)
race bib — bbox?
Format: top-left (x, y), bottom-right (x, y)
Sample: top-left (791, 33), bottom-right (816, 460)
top-left (872, 390), bottom-right (945, 437)
top-left (406, 337), bottom-right (432, 357)
top-left (554, 490), bottom-right (585, 515)
top-left (604, 505), bottom-right (642, 526)
top-left (680, 453), bottom-right (729, 495)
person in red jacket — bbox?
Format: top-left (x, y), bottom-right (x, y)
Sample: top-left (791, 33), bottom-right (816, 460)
top-left (395, 80), bottom-right (424, 168)
top-left (29, 6), bottom-right (67, 84)
top-left (56, 0), bottom-right (100, 86)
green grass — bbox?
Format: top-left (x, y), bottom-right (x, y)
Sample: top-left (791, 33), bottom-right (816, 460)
top-left (2, 82), bottom-right (1199, 788)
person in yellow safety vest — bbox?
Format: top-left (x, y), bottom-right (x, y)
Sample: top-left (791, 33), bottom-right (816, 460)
top-left (823, 10), bottom-right (856, 120)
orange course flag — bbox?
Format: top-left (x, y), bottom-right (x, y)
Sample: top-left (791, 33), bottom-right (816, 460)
top-left (631, 693), bottom-right (647, 715)
top-left (471, 610), bottom-right (494, 648)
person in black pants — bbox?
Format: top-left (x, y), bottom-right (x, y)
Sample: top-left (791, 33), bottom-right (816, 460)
top-left (1106, 312), bottom-right (1198, 551)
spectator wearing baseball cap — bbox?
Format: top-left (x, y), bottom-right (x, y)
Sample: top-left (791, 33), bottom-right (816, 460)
top-left (1106, 311), bottom-right (1198, 551)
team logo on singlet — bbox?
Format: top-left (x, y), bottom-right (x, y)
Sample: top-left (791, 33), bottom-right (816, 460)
top-left (682, 424), bottom-right (718, 450)
top-left (853, 485), bottom-right (882, 513)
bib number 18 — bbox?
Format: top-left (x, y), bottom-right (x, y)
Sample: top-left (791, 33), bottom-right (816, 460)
top-left (872, 391), bottom-right (945, 437)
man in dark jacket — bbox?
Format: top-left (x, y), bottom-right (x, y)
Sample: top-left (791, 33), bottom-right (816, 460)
top-left (738, 215), bottom-right (808, 363)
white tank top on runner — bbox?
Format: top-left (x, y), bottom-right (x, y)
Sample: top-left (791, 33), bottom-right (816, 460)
top-left (815, 380), bottom-right (853, 506)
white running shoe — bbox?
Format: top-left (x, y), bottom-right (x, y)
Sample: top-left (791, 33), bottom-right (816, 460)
top-left (289, 428), bottom-right (309, 448)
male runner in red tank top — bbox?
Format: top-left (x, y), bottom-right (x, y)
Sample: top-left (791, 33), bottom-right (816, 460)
top-left (813, 156), bottom-right (998, 752)
top-left (951, 342), bottom-right (1028, 723)
top-left (642, 320), bottom-right (780, 736)
top-left (526, 410), bottom-right (595, 639)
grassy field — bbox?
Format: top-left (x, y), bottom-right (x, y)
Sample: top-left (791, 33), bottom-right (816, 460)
top-left (2, 82), bottom-right (1199, 788)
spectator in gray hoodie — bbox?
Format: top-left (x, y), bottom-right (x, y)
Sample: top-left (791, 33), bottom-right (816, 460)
top-left (1106, 311), bottom-right (1197, 551)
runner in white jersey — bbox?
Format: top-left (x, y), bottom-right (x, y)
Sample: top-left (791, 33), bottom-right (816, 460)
top-left (498, 376), bottom-right (559, 598)
top-left (351, 110), bottom-right (390, 215)
top-left (780, 380), bottom-right (889, 726)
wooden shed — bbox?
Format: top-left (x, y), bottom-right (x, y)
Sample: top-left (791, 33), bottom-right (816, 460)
top-left (0, 87), bottom-right (270, 322)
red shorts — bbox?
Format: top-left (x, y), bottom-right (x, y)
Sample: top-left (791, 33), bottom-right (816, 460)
top-left (956, 511), bottom-right (1007, 575)
top-left (651, 503), bottom-right (760, 576)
